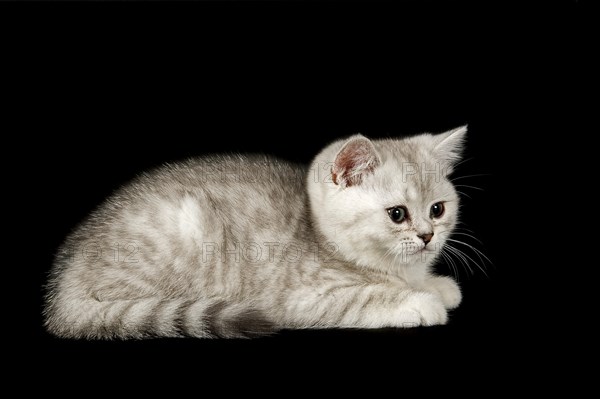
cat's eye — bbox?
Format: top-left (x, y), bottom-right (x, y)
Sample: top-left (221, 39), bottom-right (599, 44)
top-left (430, 202), bottom-right (445, 218)
top-left (387, 207), bottom-right (407, 223)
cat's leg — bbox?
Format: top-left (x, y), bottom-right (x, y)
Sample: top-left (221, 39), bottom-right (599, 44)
top-left (421, 275), bottom-right (462, 309)
top-left (278, 282), bottom-right (448, 329)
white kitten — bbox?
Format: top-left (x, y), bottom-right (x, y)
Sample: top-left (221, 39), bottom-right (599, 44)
top-left (45, 127), bottom-right (467, 339)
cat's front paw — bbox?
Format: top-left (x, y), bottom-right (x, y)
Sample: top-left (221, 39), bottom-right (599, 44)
top-left (425, 276), bottom-right (462, 309)
top-left (398, 292), bottom-right (447, 327)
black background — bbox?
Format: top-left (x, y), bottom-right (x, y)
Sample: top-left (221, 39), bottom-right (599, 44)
top-left (8, 0), bottom-right (587, 386)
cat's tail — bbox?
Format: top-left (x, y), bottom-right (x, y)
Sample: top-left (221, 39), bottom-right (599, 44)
top-left (43, 295), bottom-right (275, 340)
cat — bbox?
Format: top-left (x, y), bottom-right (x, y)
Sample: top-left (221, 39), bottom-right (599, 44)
top-left (44, 126), bottom-right (467, 339)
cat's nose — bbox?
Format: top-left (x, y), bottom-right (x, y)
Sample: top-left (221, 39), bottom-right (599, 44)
top-left (418, 233), bottom-right (434, 245)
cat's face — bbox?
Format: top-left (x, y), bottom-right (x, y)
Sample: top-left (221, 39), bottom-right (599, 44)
top-left (308, 127), bottom-right (466, 273)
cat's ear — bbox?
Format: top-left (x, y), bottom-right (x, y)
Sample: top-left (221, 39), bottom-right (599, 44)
top-left (332, 135), bottom-right (380, 188)
top-left (434, 125), bottom-right (467, 173)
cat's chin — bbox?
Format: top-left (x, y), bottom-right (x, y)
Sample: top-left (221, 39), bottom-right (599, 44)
top-left (401, 246), bottom-right (431, 257)
top-left (405, 248), bottom-right (425, 256)
top-left (397, 249), bottom-right (438, 265)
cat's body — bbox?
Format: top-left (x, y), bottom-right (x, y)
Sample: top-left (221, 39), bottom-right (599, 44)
top-left (45, 127), bottom-right (467, 339)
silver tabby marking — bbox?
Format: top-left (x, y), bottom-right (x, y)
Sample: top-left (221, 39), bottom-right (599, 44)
top-left (45, 127), bottom-right (468, 339)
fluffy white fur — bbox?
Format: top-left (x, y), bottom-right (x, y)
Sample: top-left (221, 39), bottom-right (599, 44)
top-left (307, 127), bottom-right (466, 324)
top-left (45, 126), bottom-right (468, 339)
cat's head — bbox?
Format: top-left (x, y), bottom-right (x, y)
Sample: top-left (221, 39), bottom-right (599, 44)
top-left (307, 126), bottom-right (467, 274)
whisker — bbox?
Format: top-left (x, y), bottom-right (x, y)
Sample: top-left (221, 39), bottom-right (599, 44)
top-left (455, 190), bottom-right (472, 199)
top-left (446, 248), bottom-right (462, 280)
top-left (444, 244), bottom-right (474, 276)
top-left (440, 249), bottom-right (460, 281)
top-left (450, 173), bottom-right (491, 182)
top-left (445, 241), bottom-right (489, 277)
top-left (450, 231), bottom-right (484, 245)
top-left (451, 156), bottom-right (474, 170)
top-left (445, 238), bottom-right (493, 267)
top-left (372, 244), bottom-right (400, 270)
top-left (454, 224), bottom-right (477, 234)
top-left (454, 184), bottom-right (484, 192)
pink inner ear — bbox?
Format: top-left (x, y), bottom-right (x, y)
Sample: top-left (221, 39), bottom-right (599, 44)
top-left (332, 139), bottom-right (379, 187)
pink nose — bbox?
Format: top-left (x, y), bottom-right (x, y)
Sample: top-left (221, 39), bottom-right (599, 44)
top-left (418, 233), bottom-right (434, 245)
